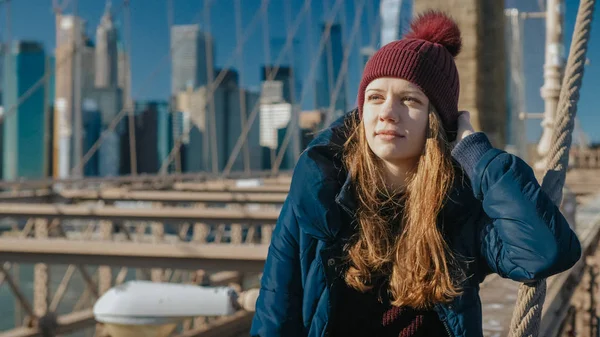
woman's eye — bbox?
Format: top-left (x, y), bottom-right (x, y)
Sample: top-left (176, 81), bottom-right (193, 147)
top-left (368, 94), bottom-right (384, 101)
top-left (402, 96), bottom-right (420, 104)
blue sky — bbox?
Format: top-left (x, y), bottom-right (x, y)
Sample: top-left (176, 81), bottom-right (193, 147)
top-left (2, 0), bottom-right (600, 143)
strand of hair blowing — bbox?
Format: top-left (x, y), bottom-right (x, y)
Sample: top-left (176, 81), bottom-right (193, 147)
top-left (343, 110), bottom-right (463, 309)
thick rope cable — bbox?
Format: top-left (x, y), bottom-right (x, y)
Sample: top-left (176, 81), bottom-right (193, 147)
top-left (508, 0), bottom-right (596, 336)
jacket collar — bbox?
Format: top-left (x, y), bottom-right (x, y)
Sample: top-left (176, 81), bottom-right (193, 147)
top-left (334, 170), bottom-right (357, 219)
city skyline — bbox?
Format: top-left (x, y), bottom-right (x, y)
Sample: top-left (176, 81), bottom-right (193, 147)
top-left (1, 0), bottom-right (600, 145)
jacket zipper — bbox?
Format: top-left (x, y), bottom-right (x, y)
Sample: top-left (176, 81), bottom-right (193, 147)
top-left (442, 320), bottom-right (454, 337)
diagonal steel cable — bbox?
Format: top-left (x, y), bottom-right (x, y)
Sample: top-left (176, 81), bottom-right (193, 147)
top-left (76, 0), bottom-right (266, 176)
top-left (219, 0), bottom-right (323, 176)
top-left (272, 0), bottom-right (363, 173)
top-left (0, 1), bottom-right (126, 127)
top-left (158, 0), bottom-right (271, 174)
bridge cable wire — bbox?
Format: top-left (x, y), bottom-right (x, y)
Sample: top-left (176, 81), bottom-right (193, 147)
top-left (186, 0), bottom-right (316, 176)
top-left (0, 1), bottom-right (126, 132)
top-left (234, 0), bottom-right (251, 174)
top-left (508, 0), bottom-right (597, 335)
top-left (158, 0), bottom-right (272, 174)
top-left (123, 0), bottom-right (137, 176)
top-left (72, 0), bottom-right (219, 176)
top-left (366, 0), bottom-right (381, 50)
top-left (284, 0), bottom-right (300, 162)
top-left (261, 0), bottom-right (275, 169)
top-left (323, 0), bottom-right (364, 126)
top-left (204, 0), bottom-right (219, 174)
top-left (272, 0), bottom-right (366, 174)
top-left (355, 1), bottom-right (364, 88)
top-left (324, 0), bottom-right (335, 125)
top-left (221, 0), bottom-right (333, 176)
top-left (220, 0), bottom-right (346, 177)
top-left (226, 0), bottom-right (320, 177)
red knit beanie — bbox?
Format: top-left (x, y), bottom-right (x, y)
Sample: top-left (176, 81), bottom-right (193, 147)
top-left (357, 10), bottom-right (462, 140)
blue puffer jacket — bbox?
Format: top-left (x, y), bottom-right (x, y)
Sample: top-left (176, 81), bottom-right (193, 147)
top-left (250, 111), bottom-right (581, 337)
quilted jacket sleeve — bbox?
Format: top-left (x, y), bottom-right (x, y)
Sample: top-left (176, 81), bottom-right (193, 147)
top-left (250, 197), bottom-right (305, 337)
top-left (451, 132), bottom-right (582, 282)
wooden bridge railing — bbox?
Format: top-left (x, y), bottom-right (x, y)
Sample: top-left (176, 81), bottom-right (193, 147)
top-left (0, 201), bottom-right (276, 337)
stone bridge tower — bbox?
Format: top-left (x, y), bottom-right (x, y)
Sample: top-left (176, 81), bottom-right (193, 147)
top-left (413, 0), bottom-right (507, 148)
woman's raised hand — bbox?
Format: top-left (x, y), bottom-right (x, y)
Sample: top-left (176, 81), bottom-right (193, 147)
top-left (452, 110), bottom-right (475, 147)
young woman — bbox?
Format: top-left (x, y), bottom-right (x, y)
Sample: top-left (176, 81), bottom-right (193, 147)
top-left (250, 11), bottom-right (581, 337)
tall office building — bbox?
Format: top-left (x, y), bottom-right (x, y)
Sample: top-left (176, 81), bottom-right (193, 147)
top-left (3, 41), bottom-right (49, 180)
top-left (81, 38), bottom-right (96, 93)
top-left (95, 3), bottom-right (118, 88)
top-left (175, 87), bottom-right (206, 172)
top-left (85, 87), bottom-right (123, 128)
top-left (54, 15), bottom-right (95, 178)
top-left (82, 99), bottom-right (101, 176)
top-left (259, 103), bottom-right (292, 150)
top-left (380, 0), bottom-right (414, 47)
top-left (261, 66), bottom-right (293, 104)
top-left (171, 24), bottom-right (215, 95)
top-left (175, 70), bottom-right (262, 173)
top-left (270, 38), bottom-right (302, 104)
top-left (98, 129), bottom-right (120, 177)
top-left (46, 55), bottom-right (56, 178)
top-left (132, 101), bottom-right (172, 174)
top-left (170, 110), bottom-right (187, 172)
top-left (117, 43), bottom-right (131, 107)
top-left (316, 23), bottom-right (346, 119)
top-left (276, 116), bottom-right (300, 171)
top-left (245, 90), bottom-right (262, 171)
top-left (84, 87), bottom-right (123, 177)
top-left (360, 46), bottom-right (376, 70)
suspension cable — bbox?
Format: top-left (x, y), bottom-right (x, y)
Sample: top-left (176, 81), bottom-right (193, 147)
top-left (124, 0), bottom-right (137, 175)
top-left (0, 1), bottom-right (125, 129)
top-left (158, 0), bottom-right (270, 174)
top-left (284, 0), bottom-right (300, 163)
top-left (203, 0), bottom-right (219, 174)
top-left (261, 0), bottom-right (275, 169)
top-left (235, 0), bottom-right (251, 173)
top-left (323, 0), bottom-right (335, 114)
top-left (72, 0), bottom-right (224, 176)
top-left (271, 0), bottom-right (351, 173)
top-left (323, 0), bottom-right (364, 125)
top-left (219, 0), bottom-right (316, 176)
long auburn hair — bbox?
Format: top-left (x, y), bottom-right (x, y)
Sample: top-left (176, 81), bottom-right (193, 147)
top-left (342, 105), bottom-right (463, 309)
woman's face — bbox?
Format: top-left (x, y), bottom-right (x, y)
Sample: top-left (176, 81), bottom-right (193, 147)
top-left (362, 77), bottom-right (430, 167)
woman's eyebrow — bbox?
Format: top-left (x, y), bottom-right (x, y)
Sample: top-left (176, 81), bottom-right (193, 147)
top-left (365, 88), bottom-right (385, 93)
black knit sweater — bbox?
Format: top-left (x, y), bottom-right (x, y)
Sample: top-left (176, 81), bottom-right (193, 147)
top-left (330, 280), bottom-right (449, 337)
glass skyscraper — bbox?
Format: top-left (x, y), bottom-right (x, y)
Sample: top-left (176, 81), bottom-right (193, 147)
top-left (2, 41), bottom-right (48, 180)
top-left (133, 101), bottom-right (172, 174)
top-left (170, 24), bottom-right (215, 95)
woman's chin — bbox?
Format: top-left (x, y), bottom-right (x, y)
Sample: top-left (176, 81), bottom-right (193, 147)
top-left (373, 150), bottom-right (414, 163)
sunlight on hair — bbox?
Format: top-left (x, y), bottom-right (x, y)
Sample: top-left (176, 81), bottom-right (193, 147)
top-left (342, 105), bottom-right (465, 309)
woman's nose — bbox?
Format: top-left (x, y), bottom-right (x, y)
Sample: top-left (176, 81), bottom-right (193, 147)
top-left (379, 98), bottom-right (401, 122)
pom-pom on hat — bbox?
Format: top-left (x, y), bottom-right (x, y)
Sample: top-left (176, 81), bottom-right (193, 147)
top-left (357, 10), bottom-right (462, 140)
